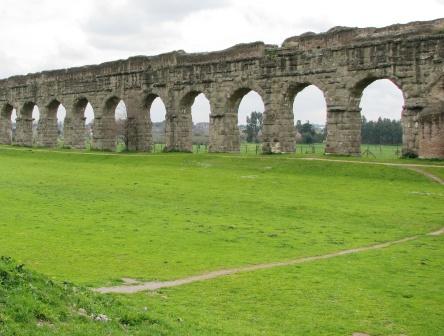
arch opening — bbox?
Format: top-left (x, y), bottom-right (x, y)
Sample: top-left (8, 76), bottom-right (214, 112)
top-left (292, 84), bottom-right (327, 146)
top-left (233, 89), bottom-right (265, 145)
top-left (177, 91), bottom-right (212, 151)
top-left (57, 104), bottom-right (66, 145)
top-left (31, 105), bottom-right (40, 144)
top-left (145, 95), bottom-right (166, 145)
top-left (71, 97), bottom-right (94, 149)
top-left (191, 93), bottom-right (210, 146)
top-left (11, 108), bottom-right (17, 142)
top-left (45, 99), bottom-right (65, 147)
top-left (11, 108), bottom-right (17, 123)
top-left (359, 79), bottom-right (405, 147)
top-left (178, 92), bottom-right (212, 146)
top-left (113, 99), bottom-right (128, 152)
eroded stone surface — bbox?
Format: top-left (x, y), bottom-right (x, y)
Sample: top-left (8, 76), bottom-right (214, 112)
top-left (0, 19), bottom-right (443, 158)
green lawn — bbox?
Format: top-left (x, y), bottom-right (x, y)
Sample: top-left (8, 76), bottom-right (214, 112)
top-left (240, 143), bottom-right (403, 159)
top-left (0, 146), bottom-right (443, 335)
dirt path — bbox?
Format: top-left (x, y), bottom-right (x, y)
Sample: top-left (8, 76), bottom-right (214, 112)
top-left (406, 167), bottom-right (444, 185)
top-left (95, 228), bottom-right (443, 294)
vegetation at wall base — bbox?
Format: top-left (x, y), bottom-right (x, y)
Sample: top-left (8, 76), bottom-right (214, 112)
top-left (0, 257), bottom-right (168, 335)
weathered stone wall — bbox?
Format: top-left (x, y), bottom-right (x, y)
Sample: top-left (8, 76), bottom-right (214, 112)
top-left (0, 19), bottom-right (443, 158)
top-left (418, 76), bottom-right (444, 158)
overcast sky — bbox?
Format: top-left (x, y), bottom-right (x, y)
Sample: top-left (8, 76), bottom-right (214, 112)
top-left (1, 0), bottom-right (442, 124)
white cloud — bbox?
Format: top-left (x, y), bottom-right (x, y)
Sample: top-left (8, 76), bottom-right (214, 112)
top-left (0, 51), bottom-right (22, 78)
top-left (360, 80), bottom-right (405, 121)
top-left (293, 86), bottom-right (327, 125)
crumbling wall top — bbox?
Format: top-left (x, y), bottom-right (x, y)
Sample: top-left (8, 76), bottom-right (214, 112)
top-left (176, 42), bottom-right (268, 65)
top-left (282, 18), bottom-right (444, 49)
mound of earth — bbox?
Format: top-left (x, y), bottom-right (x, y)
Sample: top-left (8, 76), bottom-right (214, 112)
top-left (0, 256), bottom-right (166, 335)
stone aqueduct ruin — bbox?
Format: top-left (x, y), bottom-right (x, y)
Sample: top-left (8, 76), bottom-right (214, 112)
top-left (0, 19), bottom-right (443, 158)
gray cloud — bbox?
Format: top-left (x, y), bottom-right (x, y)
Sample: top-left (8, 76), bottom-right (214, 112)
top-left (84, 0), bottom-right (229, 51)
top-left (0, 52), bottom-right (23, 79)
top-left (88, 24), bottom-right (178, 53)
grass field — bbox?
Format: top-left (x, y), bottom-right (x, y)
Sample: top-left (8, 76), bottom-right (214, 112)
top-left (0, 146), bottom-right (443, 335)
top-left (99, 141), bottom-right (405, 159)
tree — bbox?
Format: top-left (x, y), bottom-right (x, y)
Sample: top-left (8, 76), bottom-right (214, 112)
top-left (295, 120), bottom-right (325, 144)
top-left (361, 116), bottom-right (402, 145)
top-left (244, 111), bottom-right (263, 143)
top-left (115, 119), bottom-right (128, 150)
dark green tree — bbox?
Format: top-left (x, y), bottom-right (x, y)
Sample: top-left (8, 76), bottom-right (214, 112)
top-left (295, 120), bottom-right (326, 144)
top-left (245, 111), bottom-right (263, 143)
top-left (361, 116), bottom-right (402, 145)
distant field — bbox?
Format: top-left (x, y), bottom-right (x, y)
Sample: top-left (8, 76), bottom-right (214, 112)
top-left (0, 146), bottom-right (442, 335)
top-left (71, 140), bottom-right (409, 159)
top-left (148, 143), bottom-right (405, 160)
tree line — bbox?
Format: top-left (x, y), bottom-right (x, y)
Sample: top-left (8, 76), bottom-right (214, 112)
top-left (244, 112), bottom-right (403, 145)
top-left (361, 116), bottom-right (402, 145)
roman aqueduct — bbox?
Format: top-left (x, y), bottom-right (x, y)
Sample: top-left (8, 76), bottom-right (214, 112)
top-left (0, 19), bottom-right (443, 158)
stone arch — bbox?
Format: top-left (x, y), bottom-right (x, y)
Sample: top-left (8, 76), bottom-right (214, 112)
top-left (44, 98), bottom-right (67, 126)
top-left (236, 90), bottom-right (265, 126)
top-left (115, 99), bottom-right (128, 152)
top-left (353, 77), bottom-right (407, 155)
top-left (20, 101), bottom-right (36, 118)
top-left (144, 92), bottom-right (167, 122)
top-left (177, 89), bottom-right (212, 150)
top-left (15, 101), bottom-right (37, 147)
top-left (260, 81), bottom-right (329, 154)
top-left (350, 75), bottom-right (405, 103)
top-left (0, 103), bottom-right (15, 144)
top-left (64, 96), bottom-right (94, 149)
top-left (165, 89), bottom-right (202, 152)
top-left (327, 74), bottom-right (410, 157)
top-left (288, 83), bottom-right (328, 148)
top-left (360, 79), bottom-right (405, 148)
top-left (227, 85), bottom-right (266, 115)
top-left (225, 85), bottom-right (267, 152)
top-left (136, 91), bottom-right (168, 151)
top-left (36, 98), bottom-right (63, 148)
top-left (46, 99), bottom-right (62, 117)
top-left (103, 95), bottom-right (122, 115)
top-left (98, 95), bottom-right (124, 151)
top-left (284, 80), bottom-right (330, 104)
top-left (0, 103), bottom-right (14, 119)
top-left (73, 96), bottom-right (96, 125)
top-left (191, 93), bottom-right (211, 147)
top-left (180, 90), bottom-right (203, 112)
top-left (227, 80), bottom-right (267, 103)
